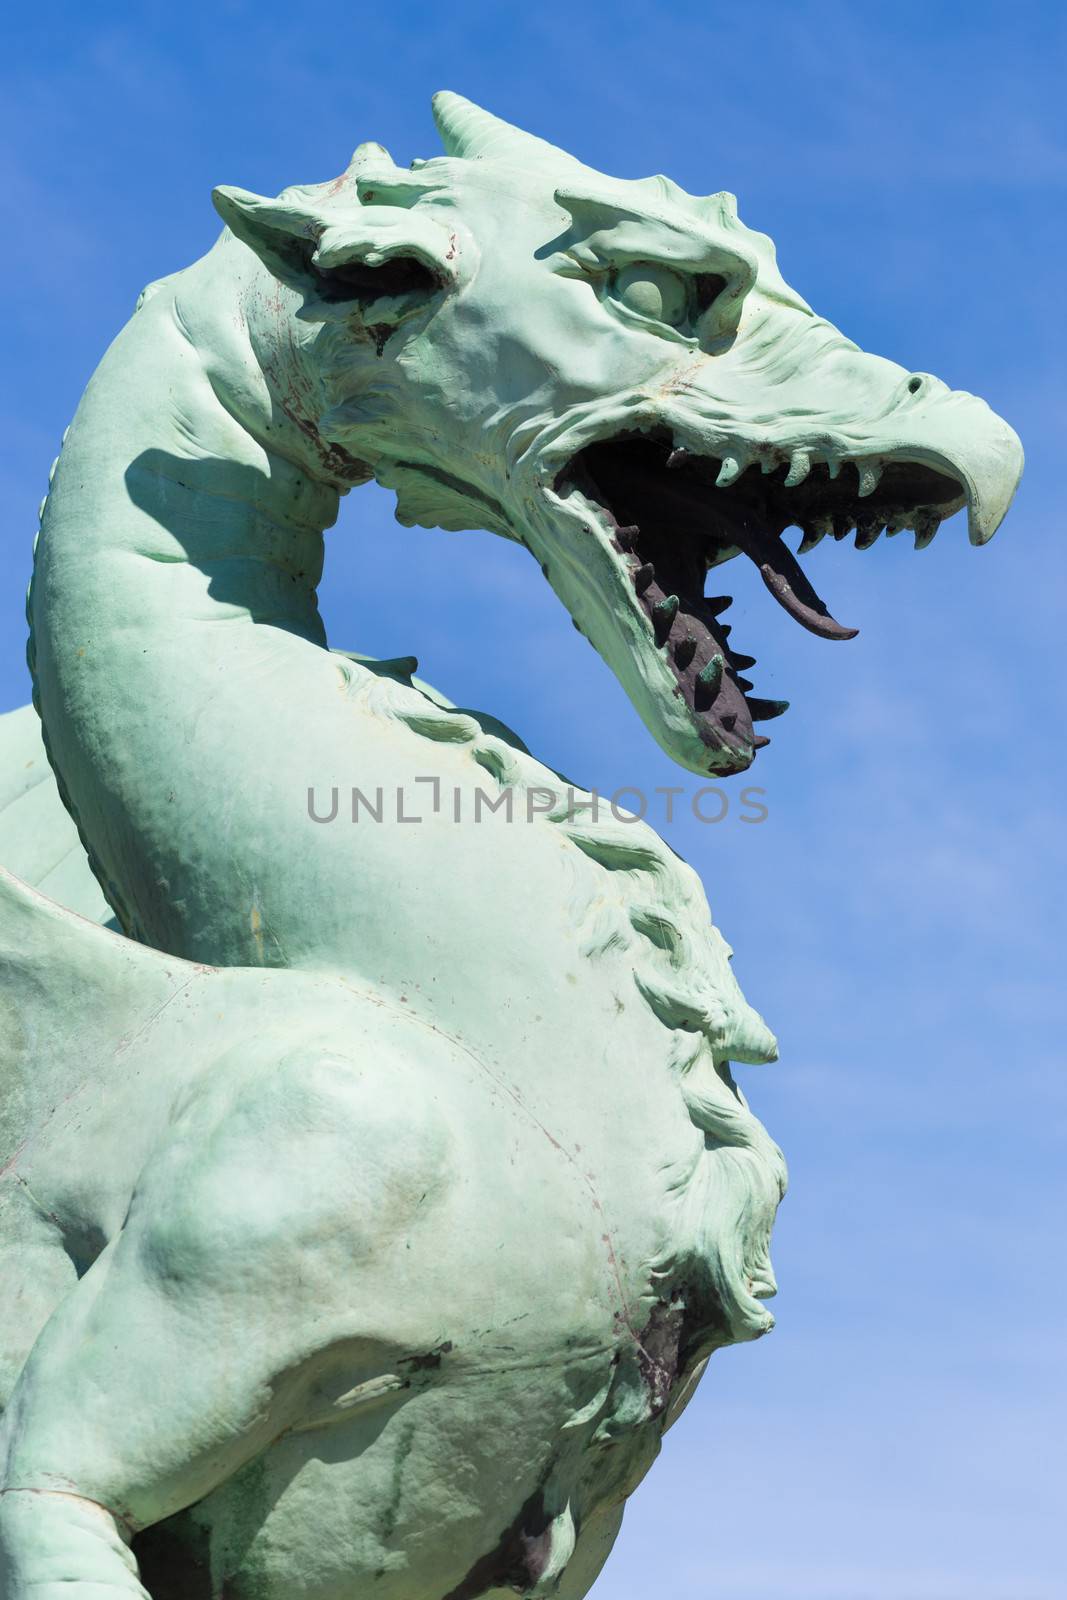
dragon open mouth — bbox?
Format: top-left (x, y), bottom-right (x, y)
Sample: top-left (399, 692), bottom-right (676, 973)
top-left (554, 431), bottom-right (966, 773)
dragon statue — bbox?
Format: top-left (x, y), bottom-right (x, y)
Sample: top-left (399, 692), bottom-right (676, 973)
top-left (0, 95), bottom-right (1021, 1600)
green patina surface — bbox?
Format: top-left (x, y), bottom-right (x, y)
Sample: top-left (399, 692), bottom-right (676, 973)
top-left (0, 95), bottom-right (1021, 1600)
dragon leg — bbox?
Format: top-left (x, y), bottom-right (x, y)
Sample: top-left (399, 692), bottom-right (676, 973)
top-left (0, 867), bottom-right (448, 1600)
top-left (0, 1027), bottom-right (443, 1600)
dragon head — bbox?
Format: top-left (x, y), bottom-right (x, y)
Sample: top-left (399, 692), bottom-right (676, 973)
top-left (214, 92), bottom-right (1023, 776)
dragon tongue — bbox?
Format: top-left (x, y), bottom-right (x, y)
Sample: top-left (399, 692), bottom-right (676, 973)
top-left (706, 503), bottom-right (858, 642)
top-left (741, 527), bottom-right (858, 642)
top-left (758, 560), bottom-right (858, 641)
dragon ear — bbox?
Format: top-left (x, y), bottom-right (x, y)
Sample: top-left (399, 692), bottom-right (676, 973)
top-left (348, 141), bottom-right (395, 174)
top-left (431, 90), bottom-right (576, 166)
top-left (212, 185), bottom-right (322, 289)
top-left (212, 184), bottom-right (454, 308)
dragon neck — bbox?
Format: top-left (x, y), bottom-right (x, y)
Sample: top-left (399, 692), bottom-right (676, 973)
top-left (27, 242), bottom-right (361, 932)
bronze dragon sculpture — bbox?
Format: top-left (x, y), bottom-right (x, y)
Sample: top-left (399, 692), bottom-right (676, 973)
top-left (0, 95), bottom-right (1021, 1600)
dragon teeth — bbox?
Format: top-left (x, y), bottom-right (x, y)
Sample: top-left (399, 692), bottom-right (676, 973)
top-left (798, 513), bottom-right (833, 555)
top-left (913, 512), bottom-right (939, 549)
top-left (634, 563), bottom-right (655, 594)
top-left (675, 635), bottom-right (697, 670)
top-left (694, 655), bottom-right (724, 707)
top-left (748, 698), bottom-right (789, 721)
top-left (716, 456), bottom-right (743, 487)
top-left (855, 516), bottom-right (883, 550)
top-left (857, 461), bottom-right (882, 498)
top-left (784, 450), bottom-right (811, 488)
top-left (783, 451), bottom-right (809, 486)
top-left (652, 594), bottom-right (679, 643)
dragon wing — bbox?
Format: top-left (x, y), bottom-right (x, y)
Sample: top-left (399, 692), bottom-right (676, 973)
top-left (0, 863), bottom-right (198, 1150)
top-left (0, 704), bottom-right (113, 926)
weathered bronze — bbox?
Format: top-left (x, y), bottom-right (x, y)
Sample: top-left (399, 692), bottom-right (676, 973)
top-left (0, 94), bottom-right (1021, 1600)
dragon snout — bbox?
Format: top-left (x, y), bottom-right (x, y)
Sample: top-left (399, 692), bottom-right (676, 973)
top-left (880, 379), bottom-right (1024, 546)
top-left (540, 344), bottom-right (1021, 777)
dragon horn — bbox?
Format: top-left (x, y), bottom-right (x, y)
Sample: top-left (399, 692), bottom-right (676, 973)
top-left (347, 141), bottom-right (395, 174)
top-left (431, 91), bottom-right (575, 164)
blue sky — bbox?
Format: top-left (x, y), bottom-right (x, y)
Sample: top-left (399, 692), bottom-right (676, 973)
top-left (1, 3), bottom-right (1064, 1595)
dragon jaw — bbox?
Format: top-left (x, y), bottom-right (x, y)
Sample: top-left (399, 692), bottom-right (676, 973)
top-left (527, 392), bottom-right (1021, 776)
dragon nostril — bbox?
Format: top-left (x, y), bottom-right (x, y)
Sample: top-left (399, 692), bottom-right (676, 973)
top-left (908, 376), bottom-right (923, 394)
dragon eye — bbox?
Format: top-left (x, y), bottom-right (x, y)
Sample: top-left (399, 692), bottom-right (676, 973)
top-left (612, 263), bottom-right (690, 327)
